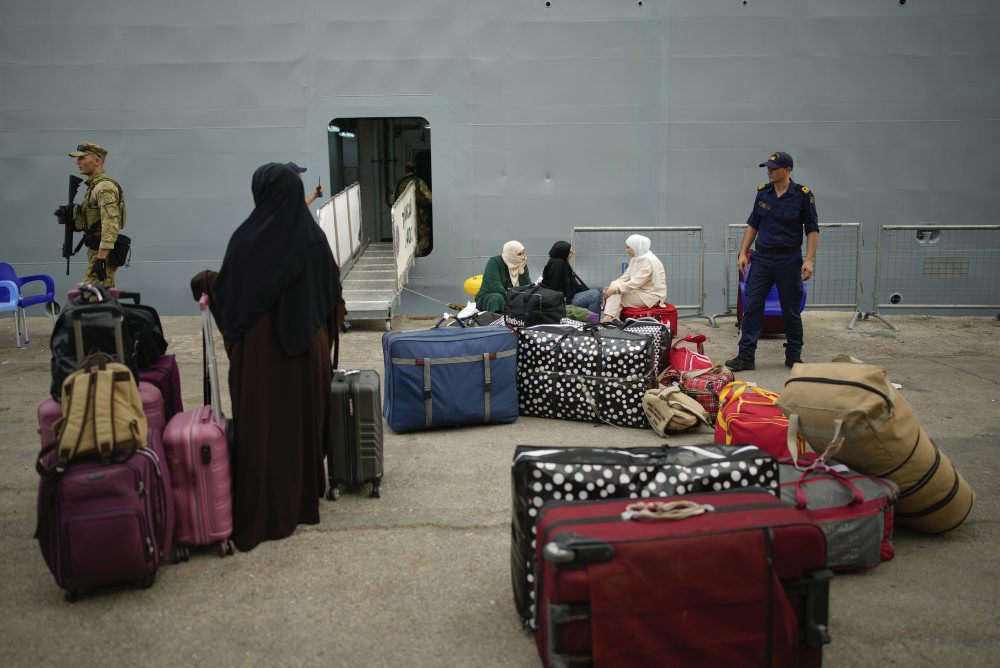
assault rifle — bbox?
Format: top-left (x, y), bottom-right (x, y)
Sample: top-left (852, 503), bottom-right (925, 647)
top-left (54, 175), bottom-right (84, 275)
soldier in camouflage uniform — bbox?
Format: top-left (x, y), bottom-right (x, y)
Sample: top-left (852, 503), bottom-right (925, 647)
top-left (389, 161), bottom-right (433, 256)
top-left (68, 142), bottom-right (127, 287)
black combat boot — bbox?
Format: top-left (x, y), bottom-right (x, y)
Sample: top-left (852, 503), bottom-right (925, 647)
top-left (725, 355), bottom-right (755, 372)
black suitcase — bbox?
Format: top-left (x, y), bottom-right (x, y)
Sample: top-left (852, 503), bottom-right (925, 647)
top-left (326, 369), bottom-right (384, 500)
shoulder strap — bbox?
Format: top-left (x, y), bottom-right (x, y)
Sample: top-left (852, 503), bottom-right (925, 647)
top-left (54, 372), bottom-right (91, 468)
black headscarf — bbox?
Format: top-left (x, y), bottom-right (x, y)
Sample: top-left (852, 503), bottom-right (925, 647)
top-left (212, 163), bottom-right (341, 357)
top-left (541, 240), bottom-right (588, 302)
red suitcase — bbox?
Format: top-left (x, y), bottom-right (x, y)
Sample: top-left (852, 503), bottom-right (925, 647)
top-left (620, 302), bottom-right (678, 334)
top-left (161, 293), bottom-right (234, 559)
top-left (535, 490), bottom-right (832, 668)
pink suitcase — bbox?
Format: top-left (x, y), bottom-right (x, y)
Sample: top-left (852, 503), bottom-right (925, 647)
top-left (161, 293), bottom-right (234, 559)
top-left (39, 381), bottom-right (168, 449)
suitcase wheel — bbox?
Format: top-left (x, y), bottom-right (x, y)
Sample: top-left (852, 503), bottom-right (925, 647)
top-left (173, 545), bottom-right (191, 563)
top-left (64, 589), bottom-right (79, 603)
top-left (369, 480), bottom-right (382, 499)
top-left (325, 486), bottom-right (341, 501)
top-left (217, 540), bottom-right (234, 558)
top-left (139, 573), bottom-right (156, 589)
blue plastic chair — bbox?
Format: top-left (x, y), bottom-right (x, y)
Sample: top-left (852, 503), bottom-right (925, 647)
top-left (0, 262), bottom-right (61, 347)
top-left (0, 278), bottom-right (23, 347)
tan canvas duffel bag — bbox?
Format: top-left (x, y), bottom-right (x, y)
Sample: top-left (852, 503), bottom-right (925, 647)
top-left (776, 359), bottom-right (974, 534)
top-left (642, 385), bottom-right (710, 436)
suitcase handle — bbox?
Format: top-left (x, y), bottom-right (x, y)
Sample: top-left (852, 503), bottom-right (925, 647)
top-left (199, 294), bottom-right (223, 424)
top-left (620, 499), bottom-right (713, 521)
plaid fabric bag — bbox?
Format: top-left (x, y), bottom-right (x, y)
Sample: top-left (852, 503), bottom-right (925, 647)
top-left (678, 366), bottom-right (734, 425)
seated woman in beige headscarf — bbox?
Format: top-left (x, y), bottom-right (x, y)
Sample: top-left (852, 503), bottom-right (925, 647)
top-left (474, 240), bottom-right (532, 313)
top-left (601, 234), bottom-right (667, 322)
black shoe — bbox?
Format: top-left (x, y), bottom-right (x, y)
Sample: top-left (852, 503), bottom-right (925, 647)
top-left (725, 356), bottom-right (755, 372)
top-left (785, 355), bottom-right (803, 368)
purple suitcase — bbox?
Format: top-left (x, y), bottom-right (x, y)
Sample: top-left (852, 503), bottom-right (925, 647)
top-left (139, 354), bottom-right (183, 422)
top-left (36, 306), bottom-right (174, 601)
top-left (161, 293), bottom-right (234, 559)
top-left (36, 447), bottom-right (173, 601)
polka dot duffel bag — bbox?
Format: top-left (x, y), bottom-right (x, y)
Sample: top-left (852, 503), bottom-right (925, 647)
top-left (510, 443), bottom-right (780, 629)
top-left (516, 324), bottom-right (656, 429)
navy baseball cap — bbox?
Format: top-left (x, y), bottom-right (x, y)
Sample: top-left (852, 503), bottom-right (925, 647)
top-left (286, 162), bottom-right (307, 174)
top-left (759, 151), bottom-right (793, 169)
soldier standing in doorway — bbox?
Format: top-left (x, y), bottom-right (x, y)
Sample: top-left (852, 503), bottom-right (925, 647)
top-left (68, 142), bottom-right (127, 287)
top-left (389, 161), bottom-right (432, 256)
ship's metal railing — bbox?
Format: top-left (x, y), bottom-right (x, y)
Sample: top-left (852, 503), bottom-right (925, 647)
top-left (317, 182), bottom-right (364, 276)
top-left (391, 182), bottom-right (417, 297)
top-left (570, 226), bottom-right (711, 323)
top-left (869, 224), bottom-right (1000, 331)
top-left (717, 222), bottom-right (863, 329)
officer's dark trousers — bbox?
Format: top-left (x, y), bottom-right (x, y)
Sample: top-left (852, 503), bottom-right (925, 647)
top-left (738, 250), bottom-right (804, 359)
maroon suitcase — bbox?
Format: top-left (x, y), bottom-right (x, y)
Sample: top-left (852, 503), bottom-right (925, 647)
top-left (161, 293), bottom-right (234, 559)
top-left (535, 490), bottom-right (832, 667)
top-left (139, 354), bottom-right (184, 422)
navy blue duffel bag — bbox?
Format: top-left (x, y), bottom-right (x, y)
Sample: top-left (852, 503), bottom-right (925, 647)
top-left (382, 327), bottom-right (519, 433)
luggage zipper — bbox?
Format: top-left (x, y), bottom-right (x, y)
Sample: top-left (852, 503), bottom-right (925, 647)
top-left (135, 447), bottom-right (168, 558)
top-left (784, 377), bottom-right (893, 411)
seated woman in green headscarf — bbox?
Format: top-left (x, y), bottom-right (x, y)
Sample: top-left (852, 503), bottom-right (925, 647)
top-left (474, 240), bottom-right (532, 313)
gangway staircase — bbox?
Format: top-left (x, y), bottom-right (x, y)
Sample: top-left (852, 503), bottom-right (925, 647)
top-left (316, 182), bottom-right (417, 331)
top-left (341, 242), bottom-right (397, 331)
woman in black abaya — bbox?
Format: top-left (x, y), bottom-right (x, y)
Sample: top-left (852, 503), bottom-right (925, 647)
top-left (191, 162), bottom-right (342, 552)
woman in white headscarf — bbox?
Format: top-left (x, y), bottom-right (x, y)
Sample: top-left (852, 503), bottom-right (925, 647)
top-left (601, 234), bottom-right (667, 322)
top-left (474, 240), bottom-right (532, 312)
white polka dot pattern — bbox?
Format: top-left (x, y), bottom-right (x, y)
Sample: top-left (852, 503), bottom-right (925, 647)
top-left (510, 443), bottom-right (780, 628)
top-left (515, 325), bottom-right (656, 428)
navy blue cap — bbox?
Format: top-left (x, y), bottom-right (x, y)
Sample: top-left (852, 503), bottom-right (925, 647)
top-left (759, 151), bottom-right (793, 169)
top-left (286, 162), bottom-right (307, 174)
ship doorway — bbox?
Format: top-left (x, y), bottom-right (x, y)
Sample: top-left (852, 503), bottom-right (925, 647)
top-left (327, 116), bottom-right (433, 256)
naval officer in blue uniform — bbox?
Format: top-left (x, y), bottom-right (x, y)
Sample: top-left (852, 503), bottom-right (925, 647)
top-left (725, 151), bottom-right (819, 371)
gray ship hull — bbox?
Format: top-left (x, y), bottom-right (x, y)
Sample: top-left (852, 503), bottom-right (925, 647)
top-left (1, 1), bottom-right (998, 316)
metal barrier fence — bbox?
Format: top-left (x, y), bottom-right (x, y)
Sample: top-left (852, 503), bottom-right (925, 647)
top-left (871, 225), bottom-right (1000, 331)
top-left (571, 226), bottom-right (708, 320)
top-left (720, 223), bottom-right (863, 327)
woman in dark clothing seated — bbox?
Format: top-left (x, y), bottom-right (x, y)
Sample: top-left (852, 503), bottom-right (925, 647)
top-left (191, 162), bottom-right (341, 552)
top-left (541, 240), bottom-right (601, 316)
top-left (474, 240), bottom-right (532, 313)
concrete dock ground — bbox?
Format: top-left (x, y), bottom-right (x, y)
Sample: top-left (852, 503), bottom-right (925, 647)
top-left (1, 310), bottom-right (998, 667)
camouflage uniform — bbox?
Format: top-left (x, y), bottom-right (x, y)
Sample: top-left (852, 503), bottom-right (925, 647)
top-left (73, 173), bottom-right (126, 287)
top-left (391, 174), bottom-right (433, 256)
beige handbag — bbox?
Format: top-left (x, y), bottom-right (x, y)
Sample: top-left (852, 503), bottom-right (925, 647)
top-left (642, 385), bottom-right (710, 436)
